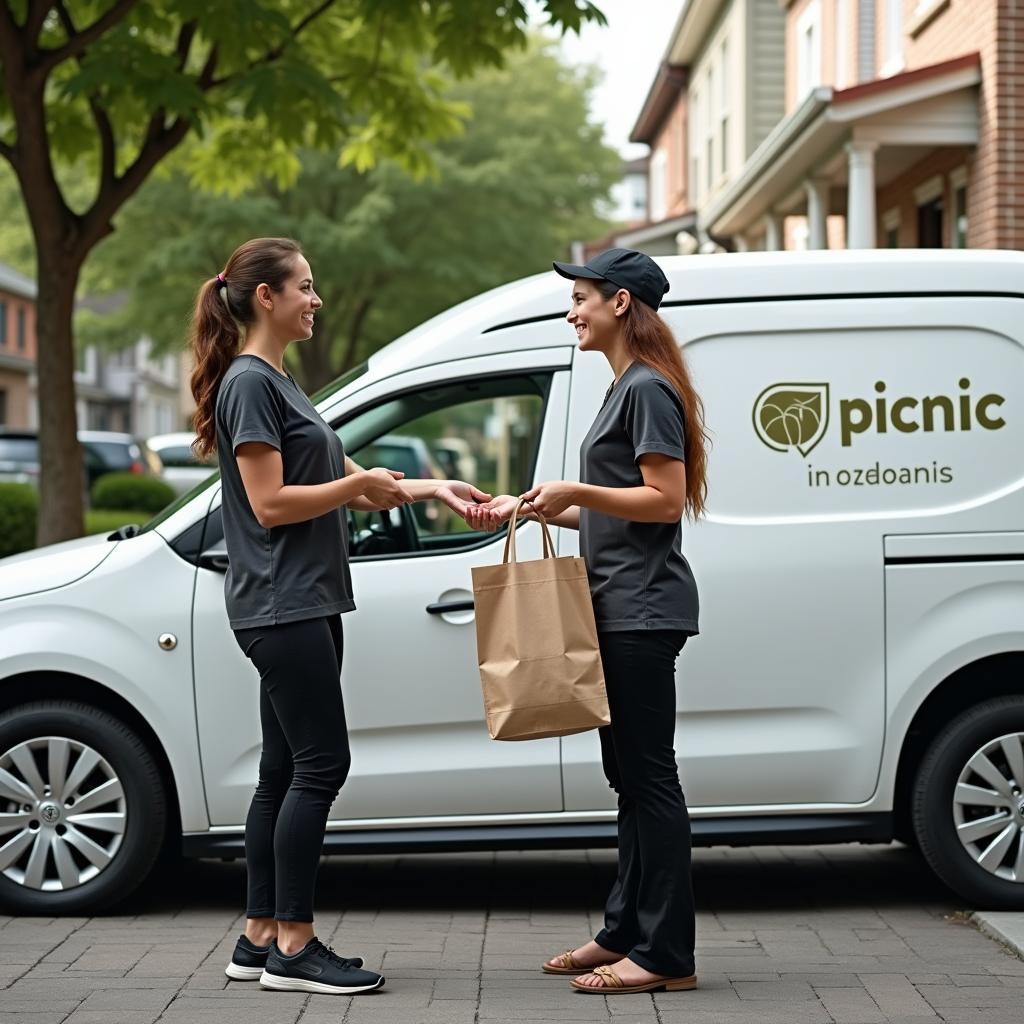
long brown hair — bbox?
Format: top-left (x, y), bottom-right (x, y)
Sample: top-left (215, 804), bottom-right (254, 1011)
top-left (190, 237), bottom-right (303, 458)
top-left (598, 279), bottom-right (709, 519)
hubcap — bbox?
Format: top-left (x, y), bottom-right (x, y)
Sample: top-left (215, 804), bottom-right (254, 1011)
top-left (952, 731), bottom-right (1024, 882)
top-left (0, 737), bottom-right (126, 891)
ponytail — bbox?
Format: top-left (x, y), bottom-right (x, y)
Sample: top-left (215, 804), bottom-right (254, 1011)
top-left (190, 279), bottom-right (241, 458)
top-left (189, 237), bottom-right (303, 458)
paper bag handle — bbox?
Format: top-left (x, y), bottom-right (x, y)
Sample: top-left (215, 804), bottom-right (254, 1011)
top-left (502, 498), bottom-right (555, 565)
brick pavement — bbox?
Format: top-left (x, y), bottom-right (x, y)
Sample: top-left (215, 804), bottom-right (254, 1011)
top-left (0, 843), bottom-right (1021, 1024)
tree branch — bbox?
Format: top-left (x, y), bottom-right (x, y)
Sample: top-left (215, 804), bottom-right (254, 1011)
top-left (53, 2), bottom-right (117, 206)
top-left (210, 0), bottom-right (337, 87)
top-left (24, 2), bottom-right (57, 46)
top-left (0, 138), bottom-right (15, 165)
top-left (35, 0), bottom-right (141, 79)
top-left (174, 20), bottom-right (197, 73)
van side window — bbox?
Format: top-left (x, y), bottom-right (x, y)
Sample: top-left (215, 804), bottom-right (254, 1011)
top-left (337, 373), bottom-right (551, 559)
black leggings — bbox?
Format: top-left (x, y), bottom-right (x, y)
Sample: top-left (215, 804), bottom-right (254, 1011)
top-left (233, 614), bottom-right (349, 922)
top-left (594, 629), bottom-right (695, 977)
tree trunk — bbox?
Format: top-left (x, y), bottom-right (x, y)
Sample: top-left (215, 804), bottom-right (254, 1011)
top-left (34, 251), bottom-right (86, 546)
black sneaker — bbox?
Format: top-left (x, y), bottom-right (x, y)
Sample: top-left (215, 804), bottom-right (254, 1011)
top-left (226, 933), bottom-right (363, 981)
top-left (225, 934), bottom-right (271, 980)
top-left (260, 937), bottom-right (384, 994)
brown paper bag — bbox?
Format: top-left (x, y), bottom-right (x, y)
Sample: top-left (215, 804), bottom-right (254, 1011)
top-left (470, 499), bottom-right (610, 741)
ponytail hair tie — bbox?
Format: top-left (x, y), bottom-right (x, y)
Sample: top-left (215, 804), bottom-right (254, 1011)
top-left (215, 272), bottom-right (225, 286)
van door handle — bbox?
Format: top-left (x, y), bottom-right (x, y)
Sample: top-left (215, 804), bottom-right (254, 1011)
top-left (426, 599), bottom-right (475, 615)
top-left (199, 546), bottom-right (229, 573)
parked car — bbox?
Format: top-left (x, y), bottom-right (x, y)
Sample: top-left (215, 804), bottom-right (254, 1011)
top-left (147, 432), bottom-right (217, 497)
top-left (0, 429), bottom-right (162, 496)
top-left (0, 431), bottom-right (40, 486)
top-left (78, 431), bottom-right (163, 492)
top-left (1, 250), bottom-right (1023, 916)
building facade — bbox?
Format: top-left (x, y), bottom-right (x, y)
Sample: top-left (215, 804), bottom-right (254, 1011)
top-left (0, 262), bottom-right (37, 429)
top-left (701, 0), bottom-right (1023, 251)
top-left (618, 0), bottom-right (787, 254)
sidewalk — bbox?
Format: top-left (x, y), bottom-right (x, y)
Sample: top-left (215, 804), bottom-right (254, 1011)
top-left (1, 843), bottom-right (1022, 1024)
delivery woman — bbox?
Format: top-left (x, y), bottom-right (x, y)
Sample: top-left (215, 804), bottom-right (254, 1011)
top-left (466, 247), bottom-right (709, 995)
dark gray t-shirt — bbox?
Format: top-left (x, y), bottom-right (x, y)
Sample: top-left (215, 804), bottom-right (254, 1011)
top-left (215, 354), bottom-right (355, 629)
top-left (579, 360), bottom-right (699, 635)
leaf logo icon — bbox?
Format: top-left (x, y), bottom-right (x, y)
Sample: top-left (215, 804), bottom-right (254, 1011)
top-left (753, 383), bottom-right (830, 456)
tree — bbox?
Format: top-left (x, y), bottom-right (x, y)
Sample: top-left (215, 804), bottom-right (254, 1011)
top-left (77, 38), bottom-right (621, 393)
top-left (0, 0), bottom-right (604, 544)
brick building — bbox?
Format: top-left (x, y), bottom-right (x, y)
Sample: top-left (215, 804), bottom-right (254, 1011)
top-left (700, 0), bottom-right (1023, 251)
top-left (0, 262), bottom-right (37, 428)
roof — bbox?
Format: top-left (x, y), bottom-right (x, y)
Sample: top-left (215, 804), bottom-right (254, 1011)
top-left (363, 250), bottom-right (1024, 381)
top-left (0, 262), bottom-right (36, 300)
top-left (629, 63), bottom-right (688, 145)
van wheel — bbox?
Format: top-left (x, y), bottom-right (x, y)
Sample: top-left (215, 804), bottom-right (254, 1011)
top-left (0, 702), bottom-right (166, 915)
top-left (912, 696), bottom-right (1024, 909)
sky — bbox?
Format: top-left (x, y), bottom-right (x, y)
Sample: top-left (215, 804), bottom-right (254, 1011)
top-left (535, 0), bottom-right (684, 160)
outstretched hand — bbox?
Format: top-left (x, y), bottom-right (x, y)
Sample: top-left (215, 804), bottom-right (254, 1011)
top-left (464, 494), bottom-right (520, 532)
top-left (435, 480), bottom-right (492, 517)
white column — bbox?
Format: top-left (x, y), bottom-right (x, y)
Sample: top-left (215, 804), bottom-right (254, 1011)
top-left (846, 140), bottom-right (879, 248)
top-left (763, 212), bottom-right (785, 251)
top-left (734, 234), bottom-right (749, 253)
top-left (805, 178), bottom-right (830, 249)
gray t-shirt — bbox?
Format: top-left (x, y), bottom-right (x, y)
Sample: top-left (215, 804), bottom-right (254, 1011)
top-left (579, 360), bottom-right (699, 635)
top-left (215, 354), bottom-right (355, 629)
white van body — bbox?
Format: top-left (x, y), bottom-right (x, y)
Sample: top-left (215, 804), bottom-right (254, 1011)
top-left (1, 250), bottom-right (1022, 914)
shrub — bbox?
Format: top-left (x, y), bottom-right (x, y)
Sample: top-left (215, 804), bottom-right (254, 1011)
top-left (85, 509), bottom-right (148, 536)
top-left (0, 483), bottom-right (38, 558)
top-left (91, 473), bottom-right (175, 515)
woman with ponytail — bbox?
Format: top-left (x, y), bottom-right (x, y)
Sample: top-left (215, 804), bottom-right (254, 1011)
top-left (194, 238), bottom-right (489, 997)
top-left (466, 248), bottom-right (708, 996)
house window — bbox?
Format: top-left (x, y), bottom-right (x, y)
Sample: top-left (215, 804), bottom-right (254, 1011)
top-left (834, 0), bottom-right (849, 88)
top-left (796, 0), bottom-right (822, 100)
top-left (950, 167), bottom-right (968, 247)
top-left (16, 307), bottom-right (25, 351)
top-left (917, 199), bottom-right (944, 247)
top-left (0, 301), bottom-right (6, 346)
top-left (690, 88), bottom-right (701, 204)
top-left (719, 38), bottom-right (729, 175)
top-left (0, 389), bottom-right (6, 426)
top-left (705, 66), bottom-right (714, 192)
top-left (649, 148), bottom-right (668, 223)
top-left (914, 176), bottom-right (944, 247)
top-left (883, 208), bottom-right (901, 248)
top-left (882, 0), bottom-right (904, 76)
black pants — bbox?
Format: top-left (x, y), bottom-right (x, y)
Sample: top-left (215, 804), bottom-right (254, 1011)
top-left (594, 629), bottom-right (695, 977)
top-left (233, 614), bottom-right (350, 922)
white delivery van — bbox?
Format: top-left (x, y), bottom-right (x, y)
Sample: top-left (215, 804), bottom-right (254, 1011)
top-left (0, 250), bottom-right (1022, 916)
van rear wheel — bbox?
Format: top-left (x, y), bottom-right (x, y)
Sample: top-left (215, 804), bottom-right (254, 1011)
top-left (0, 701), bottom-right (166, 915)
top-left (912, 696), bottom-right (1024, 909)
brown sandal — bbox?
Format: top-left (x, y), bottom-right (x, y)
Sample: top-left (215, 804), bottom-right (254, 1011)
top-left (542, 948), bottom-right (620, 975)
top-left (570, 964), bottom-right (698, 994)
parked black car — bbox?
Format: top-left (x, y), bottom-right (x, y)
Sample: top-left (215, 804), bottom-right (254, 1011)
top-left (0, 429), bottom-right (162, 494)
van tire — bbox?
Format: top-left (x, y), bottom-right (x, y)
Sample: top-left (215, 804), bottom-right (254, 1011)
top-left (912, 696), bottom-right (1024, 910)
top-left (0, 701), bottom-right (166, 915)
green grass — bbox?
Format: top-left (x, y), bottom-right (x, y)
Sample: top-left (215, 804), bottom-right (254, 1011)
top-left (84, 509), bottom-right (150, 536)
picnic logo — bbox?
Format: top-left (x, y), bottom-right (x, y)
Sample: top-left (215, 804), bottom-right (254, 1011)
top-left (752, 383), bottom-right (829, 457)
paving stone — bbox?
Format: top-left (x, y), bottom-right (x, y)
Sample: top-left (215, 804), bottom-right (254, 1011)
top-left (814, 985), bottom-right (886, 1022)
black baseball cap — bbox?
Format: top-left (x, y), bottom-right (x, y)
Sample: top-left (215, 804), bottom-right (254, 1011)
top-left (552, 247), bottom-right (670, 311)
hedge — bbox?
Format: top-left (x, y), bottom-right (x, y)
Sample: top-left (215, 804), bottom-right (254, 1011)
top-left (0, 483), bottom-right (38, 558)
top-left (91, 473), bottom-right (175, 515)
